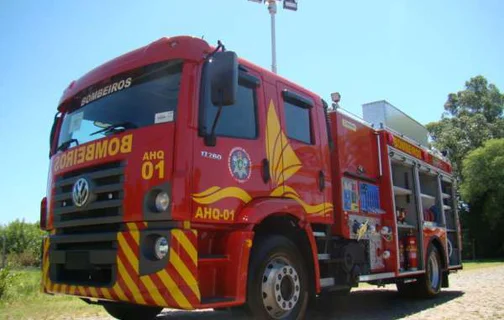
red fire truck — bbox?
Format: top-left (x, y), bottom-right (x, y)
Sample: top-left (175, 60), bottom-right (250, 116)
top-left (41, 36), bottom-right (462, 320)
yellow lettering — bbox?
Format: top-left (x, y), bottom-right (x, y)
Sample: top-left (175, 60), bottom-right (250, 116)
top-left (203, 207), bottom-right (212, 219)
top-left (149, 151), bottom-right (156, 160)
top-left (66, 150), bottom-right (74, 168)
top-left (120, 134), bottom-right (132, 153)
top-left (212, 208), bottom-right (220, 220)
top-left (155, 160), bottom-right (164, 179)
top-left (142, 152), bottom-right (149, 161)
top-left (142, 162), bottom-right (154, 180)
top-left (156, 151), bottom-right (164, 160)
top-left (95, 140), bottom-right (108, 159)
top-left (195, 207), bottom-right (203, 219)
top-left (53, 156), bottom-right (60, 172)
top-left (85, 144), bottom-right (95, 161)
top-left (76, 146), bottom-right (85, 164)
top-left (108, 138), bottom-right (120, 156)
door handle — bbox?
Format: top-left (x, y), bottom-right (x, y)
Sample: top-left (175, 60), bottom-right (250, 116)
top-left (318, 170), bottom-right (325, 191)
top-left (262, 159), bottom-right (270, 183)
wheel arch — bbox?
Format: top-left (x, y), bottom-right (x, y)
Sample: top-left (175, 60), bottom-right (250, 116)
top-left (428, 236), bottom-right (447, 270)
top-left (238, 198), bottom-right (321, 297)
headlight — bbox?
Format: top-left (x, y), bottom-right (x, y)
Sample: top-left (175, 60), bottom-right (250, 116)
top-left (154, 237), bottom-right (169, 260)
top-left (155, 192), bottom-right (170, 212)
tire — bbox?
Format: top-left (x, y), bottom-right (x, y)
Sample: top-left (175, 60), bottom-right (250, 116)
top-left (396, 245), bottom-right (442, 298)
top-left (102, 302), bottom-right (162, 320)
top-left (417, 245), bottom-right (443, 297)
top-left (245, 235), bottom-right (309, 320)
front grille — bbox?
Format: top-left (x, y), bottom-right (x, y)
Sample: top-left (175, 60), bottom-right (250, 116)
top-left (53, 162), bottom-right (125, 227)
top-left (49, 233), bottom-right (117, 287)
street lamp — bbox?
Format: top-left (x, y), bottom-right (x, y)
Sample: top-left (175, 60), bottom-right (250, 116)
top-left (248, 0), bottom-right (298, 74)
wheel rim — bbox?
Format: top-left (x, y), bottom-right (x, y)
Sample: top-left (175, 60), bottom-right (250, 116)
top-left (261, 256), bottom-right (301, 319)
top-left (428, 252), bottom-right (440, 290)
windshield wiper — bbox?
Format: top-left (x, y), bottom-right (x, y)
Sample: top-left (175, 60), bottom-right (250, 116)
top-left (91, 122), bottom-right (138, 136)
top-left (56, 138), bottom-right (79, 152)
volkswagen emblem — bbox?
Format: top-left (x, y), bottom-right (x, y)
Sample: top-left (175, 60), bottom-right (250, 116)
top-left (72, 178), bottom-right (90, 207)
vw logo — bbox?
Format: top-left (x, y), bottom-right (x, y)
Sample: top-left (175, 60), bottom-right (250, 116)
top-left (72, 178), bottom-right (90, 207)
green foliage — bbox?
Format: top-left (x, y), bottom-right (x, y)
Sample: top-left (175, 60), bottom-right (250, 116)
top-left (0, 268), bottom-right (19, 300)
top-left (427, 75), bottom-right (504, 180)
top-left (0, 220), bottom-right (45, 267)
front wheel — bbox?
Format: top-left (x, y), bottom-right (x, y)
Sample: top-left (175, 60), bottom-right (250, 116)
top-left (102, 302), bottom-right (162, 320)
top-left (246, 235), bottom-right (309, 320)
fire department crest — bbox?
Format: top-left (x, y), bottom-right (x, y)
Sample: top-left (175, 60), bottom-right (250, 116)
top-left (228, 147), bottom-right (251, 183)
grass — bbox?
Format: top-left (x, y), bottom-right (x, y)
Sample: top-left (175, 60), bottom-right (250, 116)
top-left (1, 259), bottom-right (503, 319)
top-left (0, 268), bottom-right (105, 320)
top-left (460, 259), bottom-right (504, 271)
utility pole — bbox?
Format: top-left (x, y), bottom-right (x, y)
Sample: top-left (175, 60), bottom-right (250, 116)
top-left (248, 0), bottom-right (298, 74)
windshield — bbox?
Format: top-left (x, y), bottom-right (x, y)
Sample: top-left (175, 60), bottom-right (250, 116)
top-left (57, 60), bottom-right (183, 149)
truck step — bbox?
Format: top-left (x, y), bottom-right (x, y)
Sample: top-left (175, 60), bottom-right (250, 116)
top-left (320, 277), bottom-right (335, 288)
top-left (318, 253), bottom-right (330, 260)
top-left (313, 231), bottom-right (326, 238)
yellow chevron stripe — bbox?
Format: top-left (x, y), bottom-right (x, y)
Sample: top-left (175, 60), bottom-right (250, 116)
top-left (172, 230), bottom-right (197, 266)
top-left (53, 284), bottom-right (60, 292)
top-left (76, 286), bottom-right (84, 296)
top-left (101, 288), bottom-right (113, 300)
top-left (88, 287), bottom-right (99, 298)
top-left (69, 285), bottom-right (76, 295)
top-left (113, 285), bottom-right (128, 302)
top-left (169, 248), bottom-right (200, 300)
top-left (130, 230), bottom-right (139, 245)
top-left (158, 270), bottom-right (192, 309)
top-left (140, 276), bottom-right (167, 306)
top-left (126, 222), bottom-right (137, 230)
top-left (118, 258), bottom-right (146, 305)
top-left (60, 284), bottom-right (67, 293)
top-left (118, 233), bottom-right (139, 273)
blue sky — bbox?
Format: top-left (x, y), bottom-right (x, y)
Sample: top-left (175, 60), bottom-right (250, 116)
top-left (0, 0), bottom-right (503, 224)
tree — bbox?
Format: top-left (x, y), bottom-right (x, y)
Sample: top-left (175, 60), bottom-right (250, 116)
top-left (427, 76), bottom-right (504, 180)
top-left (426, 76), bottom-right (504, 259)
top-left (460, 139), bottom-right (504, 257)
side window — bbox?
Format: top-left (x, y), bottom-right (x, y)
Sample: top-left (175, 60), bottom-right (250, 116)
top-left (283, 94), bottom-right (312, 144)
top-left (201, 80), bottom-right (258, 139)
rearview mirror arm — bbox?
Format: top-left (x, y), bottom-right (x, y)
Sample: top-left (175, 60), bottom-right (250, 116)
top-left (204, 91), bottom-right (224, 147)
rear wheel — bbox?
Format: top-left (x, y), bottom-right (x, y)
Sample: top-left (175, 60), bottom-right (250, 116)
top-left (396, 245), bottom-right (443, 298)
top-left (246, 235), bottom-right (308, 320)
top-left (102, 302), bottom-right (162, 320)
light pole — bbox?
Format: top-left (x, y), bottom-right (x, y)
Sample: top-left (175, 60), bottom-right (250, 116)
top-left (248, 0), bottom-right (298, 74)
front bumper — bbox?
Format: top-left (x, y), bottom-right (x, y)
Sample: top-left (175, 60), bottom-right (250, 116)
top-left (42, 224), bottom-right (200, 310)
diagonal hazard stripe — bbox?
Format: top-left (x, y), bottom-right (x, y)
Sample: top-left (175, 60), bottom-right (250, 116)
top-left (157, 269), bottom-right (192, 309)
top-left (169, 248), bottom-right (200, 300)
top-left (100, 288), bottom-right (113, 300)
top-left (117, 257), bottom-right (146, 305)
top-left (172, 230), bottom-right (197, 266)
top-left (88, 287), bottom-right (99, 298)
top-left (69, 285), bottom-right (76, 295)
top-left (140, 275), bottom-right (168, 306)
top-left (113, 284), bottom-right (128, 302)
top-left (118, 233), bottom-right (139, 273)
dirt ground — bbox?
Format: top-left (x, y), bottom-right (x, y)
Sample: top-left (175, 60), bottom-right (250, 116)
top-left (97, 265), bottom-right (504, 320)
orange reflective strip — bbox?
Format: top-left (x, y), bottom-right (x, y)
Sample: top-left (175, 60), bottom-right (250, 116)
top-left (101, 288), bottom-right (113, 300)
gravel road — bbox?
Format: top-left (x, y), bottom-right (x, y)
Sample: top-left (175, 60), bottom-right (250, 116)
top-left (87, 265), bottom-right (504, 320)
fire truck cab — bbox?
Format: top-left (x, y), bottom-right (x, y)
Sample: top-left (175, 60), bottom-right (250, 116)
top-left (41, 36), bottom-right (462, 320)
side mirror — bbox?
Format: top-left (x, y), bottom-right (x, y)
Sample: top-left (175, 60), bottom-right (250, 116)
top-left (209, 51), bottom-right (238, 106)
top-left (49, 112), bottom-right (60, 157)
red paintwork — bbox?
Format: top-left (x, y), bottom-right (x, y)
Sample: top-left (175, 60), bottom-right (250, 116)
top-left (46, 36), bottom-right (459, 310)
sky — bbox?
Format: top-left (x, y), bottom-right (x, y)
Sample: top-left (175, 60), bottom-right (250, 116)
top-left (0, 0), bottom-right (503, 224)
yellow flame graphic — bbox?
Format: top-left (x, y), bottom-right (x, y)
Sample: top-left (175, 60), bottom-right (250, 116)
top-left (266, 101), bottom-right (302, 186)
top-left (271, 185), bottom-right (333, 216)
top-left (192, 186), bottom-right (252, 205)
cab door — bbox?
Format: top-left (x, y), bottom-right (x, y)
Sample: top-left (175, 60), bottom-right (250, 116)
top-left (274, 82), bottom-right (331, 223)
top-left (191, 67), bottom-right (270, 224)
